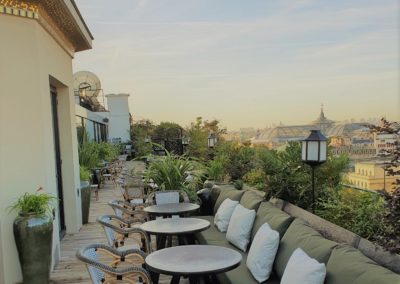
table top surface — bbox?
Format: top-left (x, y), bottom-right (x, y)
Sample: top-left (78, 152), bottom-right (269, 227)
top-left (144, 203), bottom-right (200, 215)
top-left (145, 245), bottom-right (242, 275)
top-left (140, 218), bottom-right (210, 235)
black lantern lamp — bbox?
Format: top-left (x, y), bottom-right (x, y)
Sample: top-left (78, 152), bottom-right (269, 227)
top-left (207, 133), bottom-right (217, 149)
top-left (182, 136), bottom-right (190, 146)
top-left (301, 130), bottom-right (327, 213)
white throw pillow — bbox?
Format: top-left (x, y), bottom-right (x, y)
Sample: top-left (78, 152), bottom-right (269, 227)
top-left (246, 223), bottom-right (280, 283)
top-left (214, 198), bottom-right (239, 232)
top-left (281, 248), bottom-right (326, 284)
top-left (226, 204), bottom-right (256, 251)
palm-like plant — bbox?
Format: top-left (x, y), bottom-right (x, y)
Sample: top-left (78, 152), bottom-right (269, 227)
top-left (144, 148), bottom-right (199, 201)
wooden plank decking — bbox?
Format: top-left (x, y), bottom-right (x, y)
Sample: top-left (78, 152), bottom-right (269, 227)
top-left (50, 160), bottom-right (188, 284)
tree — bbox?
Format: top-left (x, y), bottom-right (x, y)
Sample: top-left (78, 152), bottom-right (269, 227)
top-left (185, 117), bottom-right (226, 161)
top-left (152, 122), bottom-right (184, 154)
top-left (369, 118), bottom-right (400, 253)
top-left (130, 119), bottom-right (155, 157)
top-left (265, 142), bottom-right (349, 211)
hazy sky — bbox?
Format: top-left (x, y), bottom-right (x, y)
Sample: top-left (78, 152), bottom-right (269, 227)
top-left (74, 0), bottom-right (399, 130)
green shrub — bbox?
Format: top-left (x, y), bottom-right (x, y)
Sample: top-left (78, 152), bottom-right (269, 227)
top-left (318, 189), bottom-right (385, 240)
top-left (243, 168), bottom-right (267, 190)
top-left (79, 141), bottom-right (100, 169)
top-left (233, 179), bottom-right (244, 190)
top-left (80, 166), bottom-right (91, 182)
top-left (205, 158), bottom-right (225, 181)
top-left (78, 139), bottom-right (121, 169)
top-left (144, 148), bottom-right (200, 202)
top-left (215, 142), bottom-right (257, 180)
top-left (264, 142), bottom-right (348, 210)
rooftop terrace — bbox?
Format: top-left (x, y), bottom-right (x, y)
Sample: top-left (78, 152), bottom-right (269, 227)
top-left (50, 160), bottom-right (187, 284)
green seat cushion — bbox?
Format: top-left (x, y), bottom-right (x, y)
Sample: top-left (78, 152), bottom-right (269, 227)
top-left (213, 187), bottom-right (245, 214)
top-left (274, 218), bottom-right (337, 278)
top-left (194, 216), bottom-right (226, 244)
top-left (251, 202), bottom-right (293, 240)
top-left (210, 186), bottom-right (221, 208)
top-left (204, 236), bottom-right (280, 284)
top-left (195, 216), bottom-right (280, 284)
top-left (217, 261), bottom-right (280, 284)
top-left (325, 245), bottom-right (400, 284)
top-left (239, 190), bottom-right (265, 211)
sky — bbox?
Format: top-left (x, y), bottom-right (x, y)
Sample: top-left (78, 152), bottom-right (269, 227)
top-left (74, 0), bottom-right (399, 130)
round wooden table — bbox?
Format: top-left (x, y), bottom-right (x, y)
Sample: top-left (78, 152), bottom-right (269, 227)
top-left (146, 245), bottom-right (242, 284)
top-left (144, 203), bottom-right (200, 217)
top-left (140, 218), bottom-right (210, 249)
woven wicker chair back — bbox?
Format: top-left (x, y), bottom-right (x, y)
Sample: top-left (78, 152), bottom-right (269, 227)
top-left (109, 201), bottom-right (123, 218)
top-left (99, 216), bottom-right (115, 247)
top-left (84, 248), bottom-right (104, 283)
top-left (155, 191), bottom-right (179, 205)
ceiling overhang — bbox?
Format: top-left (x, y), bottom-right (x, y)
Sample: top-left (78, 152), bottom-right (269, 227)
top-left (0, 0), bottom-right (93, 55)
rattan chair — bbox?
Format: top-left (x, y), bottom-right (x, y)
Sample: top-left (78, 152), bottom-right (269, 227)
top-left (76, 243), bottom-right (151, 284)
top-left (97, 215), bottom-right (151, 253)
top-left (108, 200), bottom-right (149, 222)
top-left (147, 190), bottom-right (190, 205)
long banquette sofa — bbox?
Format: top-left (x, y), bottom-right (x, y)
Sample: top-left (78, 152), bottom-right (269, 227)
top-left (194, 184), bottom-right (400, 284)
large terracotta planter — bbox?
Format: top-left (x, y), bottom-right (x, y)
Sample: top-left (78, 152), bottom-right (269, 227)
top-left (13, 213), bottom-right (53, 284)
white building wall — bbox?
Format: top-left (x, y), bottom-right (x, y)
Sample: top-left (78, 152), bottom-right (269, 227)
top-left (0, 15), bottom-right (82, 283)
top-left (106, 94), bottom-right (131, 143)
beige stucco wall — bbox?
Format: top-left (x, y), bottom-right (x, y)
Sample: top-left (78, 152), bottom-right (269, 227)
top-left (0, 14), bottom-right (81, 283)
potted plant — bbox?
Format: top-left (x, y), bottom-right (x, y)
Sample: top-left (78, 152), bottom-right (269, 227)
top-left (80, 166), bottom-right (91, 224)
top-left (144, 149), bottom-right (199, 202)
top-left (204, 159), bottom-right (225, 188)
top-left (9, 188), bottom-right (55, 284)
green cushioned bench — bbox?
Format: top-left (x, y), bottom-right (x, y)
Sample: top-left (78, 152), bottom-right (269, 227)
top-left (193, 184), bottom-right (400, 284)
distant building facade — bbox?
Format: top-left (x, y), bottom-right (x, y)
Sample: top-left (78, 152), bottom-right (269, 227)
top-left (374, 133), bottom-right (398, 154)
top-left (346, 161), bottom-right (400, 193)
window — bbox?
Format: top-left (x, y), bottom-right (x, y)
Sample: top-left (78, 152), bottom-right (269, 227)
top-left (75, 115), bottom-right (108, 143)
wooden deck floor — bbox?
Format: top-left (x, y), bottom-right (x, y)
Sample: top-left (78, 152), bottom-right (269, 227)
top-left (50, 160), bottom-right (188, 284)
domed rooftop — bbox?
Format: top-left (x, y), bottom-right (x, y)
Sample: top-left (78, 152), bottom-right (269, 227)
top-left (325, 123), bottom-right (369, 137)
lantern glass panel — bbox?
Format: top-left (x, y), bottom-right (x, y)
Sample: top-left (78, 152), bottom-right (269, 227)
top-left (208, 138), bottom-right (213, 148)
top-left (301, 141), bottom-right (307, 161)
top-left (307, 141), bottom-right (319, 161)
top-left (320, 141), bottom-right (327, 162)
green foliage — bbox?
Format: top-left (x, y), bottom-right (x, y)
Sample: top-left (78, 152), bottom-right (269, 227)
top-left (78, 129), bottom-right (120, 169)
top-left (369, 118), bottom-right (400, 253)
top-left (9, 188), bottom-right (56, 217)
top-left (153, 122), bottom-right (183, 142)
top-left (233, 179), bottom-right (244, 190)
top-left (375, 188), bottom-right (400, 253)
top-left (144, 149), bottom-right (200, 201)
top-left (215, 142), bottom-right (257, 180)
top-left (185, 117), bottom-right (226, 161)
top-left (130, 119), bottom-right (155, 157)
top-left (79, 140), bottom-right (100, 169)
top-left (243, 168), bottom-right (267, 191)
top-left (97, 142), bottom-right (121, 161)
top-left (80, 166), bottom-right (91, 182)
top-left (265, 142), bottom-right (348, 210)
top-left (318, 189), bottom-right (385, 240)
top-left (205, 158), bottom-right (226, 181)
